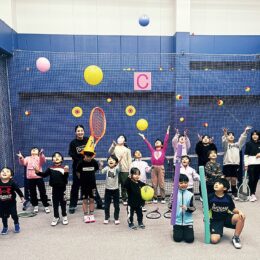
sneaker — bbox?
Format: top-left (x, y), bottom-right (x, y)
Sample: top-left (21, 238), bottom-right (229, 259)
top-left (233, 196), bottom-right (239, 201)
top-left (250, 195), bottom-right (257, 202)
top-left (123, 201), bottom-right (128, 206)
top-left (51, 217), bottom-right (60, 226)
top-left (69, 208), bottom-right (75, 214)
top-left (128, 223), bottom-right (137, 230)
top-left (1, 227), bottom-right (8, 235)
top-left (89, 215), bottom-right (96, 223)
top-left (44, 207), bottom-right (50, 214)
top-left (153, 199), bottom-right (158, 204)
top-left (200, 197), bottom-right (203, 202)
top-left (138, 223), bottom-right (145, 229)
top-left (114, 220), bottom-right (120, 225)
top-left (14, 224), bottom-right (20, 233)
top-left (33, 206), bottom-right (39, 213)
top-left (84, 215), bottom-right (90, 223)
top-left (103, 219), bottom-right (109, 224)
top-left (62, 216), bottom-right (68, 225)
top-left (232, 236), bottom-right (242, 249)
top-left (22, 200), bottom-right (30, 211)
top-left (142, 207), bottom-right (147, 212)
top-left (161, 199), bottom-right (166, 204)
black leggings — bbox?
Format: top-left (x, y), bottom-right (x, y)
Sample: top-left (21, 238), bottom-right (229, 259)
top-left (2, 204), bottom-right (19, 228)
top-left (173, 225), bottom-right (194, 243)
top-left (248, 165), bottom-right (260, 195)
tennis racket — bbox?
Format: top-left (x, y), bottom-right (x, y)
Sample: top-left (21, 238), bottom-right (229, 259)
top-left (163, 209), bottom-right (172, 219)
top-left (89, 107), bottom-right (106, 147)
top-left (237, 171), bottom-right (250, 202)
top-left (146, 207), bottom-right (161, 219)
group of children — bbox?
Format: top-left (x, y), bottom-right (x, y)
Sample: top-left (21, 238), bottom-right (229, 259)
top-left (0, 124), bottom-right (259, 250)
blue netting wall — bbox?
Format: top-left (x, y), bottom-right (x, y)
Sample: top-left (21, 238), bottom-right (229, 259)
top-left (0, 56), bottom-right (14, 170)
top-left (4, 51), bottom-right (260, 198)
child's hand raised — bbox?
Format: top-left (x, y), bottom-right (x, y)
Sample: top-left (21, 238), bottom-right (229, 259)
top-left (167, 125), bottom-right (170, 133)
top-left (16, 151), bottom-right (23, 159)
top-left (184, 128), bottom-right (188, 136)
top-left (245, 125), bottom-right (252, 133)
top-left (175, 128), bottom-right (179, 134)
top-left (138, 133), bottom-right (145, 140)
top-left (197, 133), bottom-right (202, 141)
top-left (222, 128), bottom-right (228, 136)
top-left (64, 165), bottom-right (69, 173)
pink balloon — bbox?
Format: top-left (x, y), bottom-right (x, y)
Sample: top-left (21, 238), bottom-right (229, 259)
top-left (36, 57), bottom-right (50, 73)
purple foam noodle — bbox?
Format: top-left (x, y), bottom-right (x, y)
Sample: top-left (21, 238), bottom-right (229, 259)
top-left (171, 144), bottom-right (182, 225)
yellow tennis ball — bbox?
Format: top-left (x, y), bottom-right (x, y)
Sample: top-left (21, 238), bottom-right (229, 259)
top-left (141, 186), bottom-right (154, 201)
top-left (84, 65), bottom-right (103, 86)
top-left (136, 119), bottom-right (148, 131)
top-left (179, 117), bottom-right (185, 122)
top-left (107, 98), bottom-right (112, 103)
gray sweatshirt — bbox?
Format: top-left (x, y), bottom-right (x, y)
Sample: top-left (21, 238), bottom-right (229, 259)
top-left (222, 132), bottom-right (247, 165)
top-left (101, 166), bottom-right (120, 190)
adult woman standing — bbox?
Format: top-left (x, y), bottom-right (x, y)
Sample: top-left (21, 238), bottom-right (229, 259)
top-left (68, 125), bottom-right (102, 213)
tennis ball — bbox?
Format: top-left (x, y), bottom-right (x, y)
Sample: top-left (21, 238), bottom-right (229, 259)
top-left (84, 65), bottom-right (103, 86)
top-left (217, 99), bottom-right (224, 106)
top-left (176, 94), bottom-right (183, 101)
top-left (203, 122), bottom-right (208, 127)
top-left (245, 86), bottom-right (251, 92)
top-left (25, 111), bottom-right (31, 116)
top-left (136, 119), bottom-right (148, 131)
top-left (107, 98), bottom-right (112, 103)
top-left (141, 186), bottom-right (154, 201)
top-left (179, 117), bottom-right (185, 122)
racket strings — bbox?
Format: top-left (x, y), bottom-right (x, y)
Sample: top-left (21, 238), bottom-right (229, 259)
top-left (92, 110), bottom-right (106, 138)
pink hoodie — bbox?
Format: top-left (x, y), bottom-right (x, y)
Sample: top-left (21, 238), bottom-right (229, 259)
top-left (144, 133), bottom-right (169, 166)
top-left (19, 154), bottom-right (46, 179)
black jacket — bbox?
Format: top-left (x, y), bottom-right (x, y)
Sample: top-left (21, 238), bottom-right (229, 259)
top-left (195, 141), bottom-right (218, 166)
top-left (124, 178), bottom-right (145, 207)
top-left (244, 140), bottom-right (260, 156)
top-left (36, 165), bottom-right (68, 188)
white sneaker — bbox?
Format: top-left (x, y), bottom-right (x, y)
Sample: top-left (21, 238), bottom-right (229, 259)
top-left (62, 216), bottom-right (68, 225)
top-left (232, 236), bottom-right (242, 249)
top-left (161, 199), bottom-right (166, 204)
top-left (250, 195), bottom-right (257, 202)
top-left (84, 215), bottom-right (90, 223)
top-left (51, 217), bottom-right (60, 226)
top-left (103, 219), bottom-right (109, 224)
top-left (44, 207), bottom-right (50, 214)
top-left (153, 199), bottom-right (158, 204)
top-left (33, 206), bottom-right (39, 213)
top-left (114, 220), bottom-right (120, 225)
top-left (142, 207), bottom-right (147, 212)
top-left (89, 215), bottom-right (96, 223)
top-left (123, 201), bottom-right (128, 206)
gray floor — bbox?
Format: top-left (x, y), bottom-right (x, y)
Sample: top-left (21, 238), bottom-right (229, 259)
top-left (1, 187), bottom-right (260, 260)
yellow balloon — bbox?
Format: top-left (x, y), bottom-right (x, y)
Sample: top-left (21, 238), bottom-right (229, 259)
top-left (84, 65), bottom-right (103, 86)
top-left (136, 119), bottom-right (148, 131)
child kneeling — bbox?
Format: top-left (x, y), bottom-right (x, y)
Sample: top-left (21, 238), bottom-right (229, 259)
top-left (209, 178), bottom-right (246, 249)
top-left (169, 174), bottom-right (196, 243)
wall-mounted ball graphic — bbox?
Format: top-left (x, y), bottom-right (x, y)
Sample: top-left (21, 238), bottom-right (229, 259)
top-left (139, 15), bottom-right (150, 26)
top-left (84, 65), bottom-right (103, 86)
top-left (125, 105), bottom-right (136, 116)
top-left (217, 99), bottom-right (224, 106)
top-left (72, 106), bottom-right (83, 118)
top-left (136, 119), bottom-right (148, 131)
top-left (36, 57), bottom-right (50, 73)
